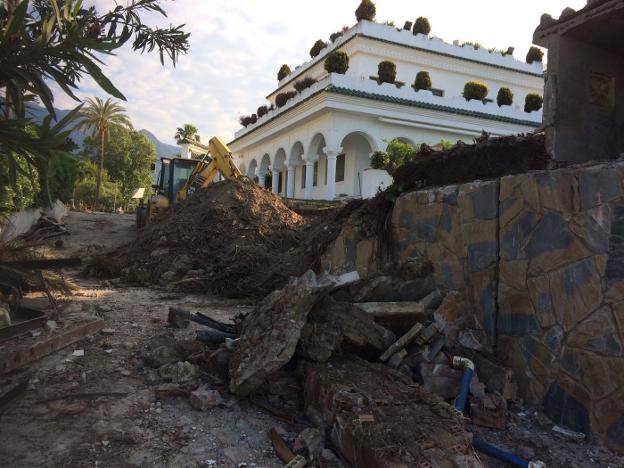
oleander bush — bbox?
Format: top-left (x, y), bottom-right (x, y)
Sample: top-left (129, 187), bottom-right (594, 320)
top-left (355, 0), bottom-right (376, 22)
top-left (294, 77), bottom-right (318, 92)
top-left (277, 64), bottom-right (291, 81)
top-left (497, 87), bottom-right (513, 107)
top-left (526, 46), bottom-right (544, 64)
top-left (310, 39), bottom-right (327, 58)
top-left (414, 71), bottom-right (432, 90)
top-left (463, 81), bottom-right (488, 101)
top-left (524, 93), bottom-right (543, 112)
top-left (413, 17), bottom-right (431, 35)
top-left (378, 60), bottom-right (397, 84)
top-left (324, 51), bottom-right (350, 74)
top-left (257, 105), bottom-right (269, 117)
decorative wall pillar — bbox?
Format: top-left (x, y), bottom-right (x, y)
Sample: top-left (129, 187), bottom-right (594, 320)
top-left (324, 147), bottom-right (342, 200)
top-left (286, 164), bottom-right (296, 198)
top-left (257, 170), bottom-right (267, 187)
top-left (271, 169), bottom-right (280, 194)
top-left (304, 154), bottom-right (318, 200)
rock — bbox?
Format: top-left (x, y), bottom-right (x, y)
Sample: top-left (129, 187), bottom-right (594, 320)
top-left (420, 363), bottom-right (462, 399)
top-left (95, 304), bottom-right (112, 313)
top-left (457, 329), bottom-right (485, 351)
top-left (298, 297), bottom-right (395, 363)
top-left (45, 320), bottom-right (58, 332)
top-left (552, 425), bottom-right (586, 442)
top-left (160, 271), bottom-right (177, 283)
top-left (101, 328), bottom-right (116, 336)
top-left (474, 355), bottom-right (517, 400)
top-left (229, 271), bottom-right (347, 396)
top-left (143, 334), bottom-right (183, 368)
top-left (0, 304), bottom-right (11, 328)
top-left (516, 445), bottom-right (535, 460)
top-left (320, 448), bottom-right (345, 468)
top-left (469, 394), bottom-right (508, 429)
top-left (150, 248), bottom-right (169, 258)
top-left (190, 386), bottom-right (223, 411)
top-left (294, 428), bottom-right (324, 461)
top-left (433, 291), bottom-right (464, 338)
top-left (158, 361), bottom-right (198, 383)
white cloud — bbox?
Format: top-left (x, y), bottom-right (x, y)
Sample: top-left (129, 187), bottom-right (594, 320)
top-left (53, 0), bottom-right (588, 145)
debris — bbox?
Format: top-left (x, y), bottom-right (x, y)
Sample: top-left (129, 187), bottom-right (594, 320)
top-left (387, 349), bottom-right (408, 368)
top-left (420, 363), bottom-right (463, 399)
top-left (158, 361), bottom-right (198, 383)
top-left (37, 391), bottom-right (128, 404)
top-left (379, 322), bottom-right (424, 362)
top-left (229, 270), bottom-right (353, 396)
top-left (189, 386), bottom-right (223, 411)
top-left (0, 379), bottom-right (28, 411)
top-left (143, 334), bottom-right (184, 368)
top-left (196, 329), bottom-right (237, 346)
top-left (100, 328), bottom-right (116, 335)
top-left (270, 427), bottom-right (296, 464)
top-left (154, 383), bottom-right (191, 400)
top-left (457, 329), bottom-right (486, 351)
top-left (552, 425), bottom-right (586, 442)
top-left (294, 427), bottom-right (324, 461)
top-left (72, 349), bottom-right (84, 357)
top-left (168, 307), bottom-right (237, 334)
top-left (284, 455), bottom-right (307, 468)
top-left (474, 355), bottom-right (517, 401)
top-left (0, 304), bottom-right (11, 328)
top-left (351, 301), bottom-right (425, 318)
top-left (45, 320), bottom-right (58, 332)
top-left (470, 393), bottom-right (508, 429)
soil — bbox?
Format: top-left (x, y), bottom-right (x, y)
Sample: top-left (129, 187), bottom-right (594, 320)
top-left (391, 133), bottom-right (550, 194)
top-left (91, 178), bottom-right (360, 298)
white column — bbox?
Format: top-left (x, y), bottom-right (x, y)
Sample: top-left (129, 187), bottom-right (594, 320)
top-left (271, 169), bottom-right (280, 194)
top-left (303, 154), bottom-right (318, 200)
top-left (286, 164), bottom-right (296, 198)
top-left (325, 148), bottom-right (341, 200)
top-left (257, 170), bottom-right (266, 187)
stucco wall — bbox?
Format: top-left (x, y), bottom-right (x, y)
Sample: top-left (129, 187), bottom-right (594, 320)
top-left (0, 200), bottom-right (68, 241)
top-left (322, 161), bottom-right (624, 452)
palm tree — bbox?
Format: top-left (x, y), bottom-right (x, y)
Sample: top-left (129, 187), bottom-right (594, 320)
top-left (77, 97), bottom-right (132, 210)
top-left (175, 124), bottom-right (199, 144)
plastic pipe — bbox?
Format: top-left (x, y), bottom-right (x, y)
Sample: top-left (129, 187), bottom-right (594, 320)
top-left (452, 356), bottom-right (474, 412)
top-left (473, 438), bottom-right (545, 468)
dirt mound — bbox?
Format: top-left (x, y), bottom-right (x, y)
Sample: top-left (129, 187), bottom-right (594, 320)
top-left (392, 133), bottom-right (550, 193)
top-left (92, 178), bottom-right (359, 298)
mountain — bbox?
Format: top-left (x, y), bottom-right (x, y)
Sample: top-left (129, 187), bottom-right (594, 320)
top-left (138, 129), bottom-right (179, 157)
top-left (27, 104), bottom-right (179, 157)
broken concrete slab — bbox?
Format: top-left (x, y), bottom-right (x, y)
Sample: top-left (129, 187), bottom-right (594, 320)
top-left (229, 270), bottom-right (351, 396)
top-left (158, 361), bottom-right (198, 384)
top-left (302, 356), bottom-right (479, 467)
top-left (351, 301), bottom-right (425, 318)
top-left (189, 386), bottom-right (223, 411)
top-left (298, 298), bottom-right (395, 363)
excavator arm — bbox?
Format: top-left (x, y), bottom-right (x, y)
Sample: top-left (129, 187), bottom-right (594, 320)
top-left (176, 136), bottom-right (242, 202)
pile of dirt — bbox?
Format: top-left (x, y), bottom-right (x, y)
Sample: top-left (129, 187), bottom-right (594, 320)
top-left (90, 178), bottom-right (362, 298)
top-left (392, 133), bottom-right (550, 193)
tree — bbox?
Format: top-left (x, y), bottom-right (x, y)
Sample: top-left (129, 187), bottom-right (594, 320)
top-left (0, 0), bottom-right (189, 210)
top-left (355, 0), bottom-right (376, 22)
top-left (76, 98), bottom-right (132, 210)
top-left (73, 160), bottom-right (116, 211)
top-left (175, 124), bottom-right (199, 144)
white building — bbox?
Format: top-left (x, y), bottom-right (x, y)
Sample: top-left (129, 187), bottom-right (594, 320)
top-left (229, 20), bottom-right (544, 200)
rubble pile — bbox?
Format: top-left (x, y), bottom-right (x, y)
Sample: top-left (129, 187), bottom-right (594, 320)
top-left (91, 178), bottom-right (361, 298)
top-left (147, 260), bottom-right (534, 467)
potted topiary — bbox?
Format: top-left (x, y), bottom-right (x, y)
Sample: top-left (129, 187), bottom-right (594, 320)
top-left (257, 105), bottom-right (269, 118)
top-left (370, 151), bottom-right (389, 170)
top-left (355, 0), bottom-right (376, 22)
top-left (239, 115), bottom-right (253, 127)
top-left (524, 93), bottom-right (543, 112)
top-left (310, 39), bottom-right (327, 58)
top-left (330, 26), bottom-right (349, 43)
top-left (377, 60), bottom-right (397, 84)
top-left (324, 51), bottom-right (349, 74)
top-left (525, 46), bottom-right (544, 64)
top-left (413, 17), bottom-right (431, 36)
top-left (463, 81), bottom-right (488, 101)
top-left (294, 77), bottom-right (318, 92)
top-left (277, 64), bottom-right (291, 81)
top-left (496, 87), bottom-right (513, 107)
top-left (414, 71), bottom-right (432, 91)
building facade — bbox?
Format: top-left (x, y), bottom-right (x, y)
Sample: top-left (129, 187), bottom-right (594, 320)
top-left (229, 20), bottom-right (545, 200)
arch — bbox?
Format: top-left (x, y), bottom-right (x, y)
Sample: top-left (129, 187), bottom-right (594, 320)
top-left (289, 141), bottom-right (305, 164)
top-left (260, 153), bottom-right (271, 173)
top-left (340, 131), bottom-right (375, 197)
top-left (247, 159), bottom-right (258, 178)
top-left (337, 130), bottom-right (379, 152)
top-left (273, 148), bottom-right (287, 171)
top-left (307, 132), bottom-right (327, 156)
top-left (239, 162), bottom-right (247, 175)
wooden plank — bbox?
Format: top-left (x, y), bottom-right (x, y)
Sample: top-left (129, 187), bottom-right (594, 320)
top-left (0, 320), bottom-right (104, 375)
top-left (351, 302), bottom-right (425, 317)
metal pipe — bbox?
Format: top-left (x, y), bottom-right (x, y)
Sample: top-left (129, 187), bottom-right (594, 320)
top-left (473, 438), bottom-right (545, 468)
top-left (452, 356), bottom-right (474, 412)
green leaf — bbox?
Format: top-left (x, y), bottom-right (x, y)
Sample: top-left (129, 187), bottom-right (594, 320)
top-left (77, 56), bottom-right (126, 100)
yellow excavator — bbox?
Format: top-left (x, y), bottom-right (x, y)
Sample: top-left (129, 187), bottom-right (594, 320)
top-left (137, 136), bottom-right (241, 227)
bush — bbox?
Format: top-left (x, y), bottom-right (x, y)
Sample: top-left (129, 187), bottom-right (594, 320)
top-left (463, 81), bottom-right (488, 101)
top-left (526, 46), bottom-right (544, 64)
top-left (239, 115), bottom-right (253, 127)
top-left (294, 76), bottom-right (318, 92)
top-left (414, 71), bottom-right (432, 90)
top-left (370, 151), bottom-right (389, 170)
top-left (277, 64), bottom-right (291, 81)
top-left (275, 91), bottom-right (297, 108)
top-left (378, 60), bottom-right (397, 84)
top-left (310, 39), bottom-right (327, 58)
top-left (257, 105), bottom-right (269, 118)
top-left (355, 0), bottom-right (376, 22)
top-left (250, 114), bottom-right (258, 124)
top-left (413, 17), bottom-right (431, 35)
top-left (497, 87), bottom-right (513, 107)
top-left (524, 93), bottom-right (543, 112)
top-left (386, 139), bottom-right (416, 172)
top-left (330, 26), bottom-right (349, 43)
top-left (324, 50), bottom-right (349, 74)
top-left (461, 41), bottom-right (482, 50)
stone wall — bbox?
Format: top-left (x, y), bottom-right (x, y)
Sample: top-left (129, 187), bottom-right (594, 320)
top-left (322, 161), bottom-right (624, 452)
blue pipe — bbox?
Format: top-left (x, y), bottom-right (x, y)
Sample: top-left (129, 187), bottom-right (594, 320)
top-left (452, 356), bottom-right (474, 412)
top-left (473, 438), bottom-right (531, 468)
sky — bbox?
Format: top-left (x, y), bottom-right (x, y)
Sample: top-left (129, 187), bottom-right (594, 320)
top-left (52, 0), bottom-right (588, 146)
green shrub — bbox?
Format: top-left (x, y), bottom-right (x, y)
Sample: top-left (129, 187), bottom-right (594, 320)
top-left (497, 87), bottom-right (513, 107)
top-left (370, 151), bottom-right (389, 170)
top-left (294, 76), bottom-right (318, 92)
top-left (386, 139), bottom-right (416, 172)
top-left (324, 51), bottom-right (349, 74)
top-left (275, 91), bottom-right (297, 108)
top-left (414, 71), bottom-right (432, 90)
top-left (277, 64), bottom-right (291, 81)
top-left (310, 39), bottom-right (327, 58)
top-left (463, 81), bottom-right (488, 101)
top-left (329, 26), bottom-right (349, 43)
top-left (355, 0), bottom-right (376, 22)
top-left (526, 46), bottom-right (544, 64)
top-left (461, 41), bottom-right (482, 50)
top-left (524, 93), bottom-right (543, 112)
top-left (413, 17), bottom-right (431, 35)
top-left (378, 60), bottom-right (397, 84)
top-left (257, 105), bottom-right (269, 117)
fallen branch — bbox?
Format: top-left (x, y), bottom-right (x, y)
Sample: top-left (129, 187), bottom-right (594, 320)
top-left (168, 307), bottom-right (237, 335)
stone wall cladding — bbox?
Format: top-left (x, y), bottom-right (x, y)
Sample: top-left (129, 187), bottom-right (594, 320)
top-left (391, 180), bottom-right (500, 346)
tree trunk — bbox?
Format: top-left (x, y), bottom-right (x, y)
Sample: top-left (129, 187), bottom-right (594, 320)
top-left (95, 127), bottom-right (105, 211)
